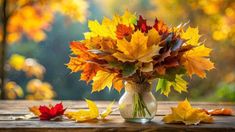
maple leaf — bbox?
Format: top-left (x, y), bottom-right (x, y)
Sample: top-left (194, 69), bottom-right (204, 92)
top-left (113, 30), bottom-right (160, 63)
top-left (206, 108), bottom-right (233, 116)
top-left (65, 99), bottom-right (99, 122)
top-left (28, 106), bottom-right (40, 117)
top-left (112, 78), bottom-right (124, 92)
top-left (100, 101), bottom-right (115, 119)
top-left (70, 41), bottom-right (89, 55)
top-left (181, 45), bottom-right (214, 78)
top-left (85, 19), bottom-right (116, 39)
top-left (153, 18), bottom-right (169, 35)
top-left (84, 11), bottom-right (136, 39)
top-left (70, 41), bottom-right (98, 59)
top-left (134, 15), bottom-right (151, 33)
top-left (147, 28), bottom-right (161, 47)
top-left (80, 63), bottom-right (100, 83)
top-left (156, 75), bottom-right (188, 96)
top-left (92, 70), bottom-right (117, 92)
top-left (116, 24), bottom-right (133, 39)
top-left (163, 99), bottom-right (213, 125)
top-left (181, 27), bottom-right (201, 46)
top-left (66, 57), bottom-right (85, 73)
top-left (39, 102), bottom-right (66, 120)
top-left (119, 10), bottom-right (137, 26)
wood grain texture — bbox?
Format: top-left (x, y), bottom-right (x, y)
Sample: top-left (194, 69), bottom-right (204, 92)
top-left (0, 100), bottom-right (234, 132)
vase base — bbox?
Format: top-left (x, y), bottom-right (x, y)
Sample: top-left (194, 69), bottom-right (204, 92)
top-left (124, 118), bottom-right (152, 123)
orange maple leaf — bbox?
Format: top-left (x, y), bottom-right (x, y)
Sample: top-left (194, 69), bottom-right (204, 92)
top-left (116, 24), bottom-right (132, 39)
top-left (28, 106), bottom-right (41, 116)
top-left (112, 78), bottom-right (124, 92)
top-left (181, 45), bottom-right (214, 78)
top-left (81, 63), bottom-right (100, 83)
top-left (66, 57), bottom-right (85, 73)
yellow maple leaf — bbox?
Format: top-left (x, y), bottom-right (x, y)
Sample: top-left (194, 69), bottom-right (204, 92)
top-left (84, 11), bottom-right (136, 39)
top-left (181, 45), bottom-right (214, 78)
top-left (92, 70), bottom-right (117, 92)
top-left (147, 28), bottom-right (161, 47)
top-left (163, 99), bottom-right (213, 125)
top-left (65, 99), bottom-right (99, 122)
top-left (100, 101), bottom-right (115, 119)
top-left (181, 27), bottom-right (201, 46)
top-left (113, 30), bottom-right (160, 62)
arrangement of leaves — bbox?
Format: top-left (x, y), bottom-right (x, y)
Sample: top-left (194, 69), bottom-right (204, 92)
top-left (12, 100), bottom-right (231, 125)
top-left (26, 100), bottom-right (115, 121)
top-left (67, 11), bottom-right (214, 95)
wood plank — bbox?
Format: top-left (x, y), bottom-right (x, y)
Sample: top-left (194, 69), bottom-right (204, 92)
top-left (0, 100), bottom-right (234, 132)
top-left (0, 115), bottom-right (234, 132)
top-left (0, 101), bottom-right (234, 116)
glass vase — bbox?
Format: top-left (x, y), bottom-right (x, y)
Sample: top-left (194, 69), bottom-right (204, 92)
top-left (118, 81), bottom-right (157, 123)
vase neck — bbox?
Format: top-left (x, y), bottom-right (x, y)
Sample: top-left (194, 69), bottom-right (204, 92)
top-left (125, 81), bottom-right (151, 93)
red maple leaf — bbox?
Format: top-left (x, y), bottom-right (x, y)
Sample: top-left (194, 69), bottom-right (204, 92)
top-left (135, 15), bottom-right (151, 33)
top-left (39, 102), bottom-right (66, 120)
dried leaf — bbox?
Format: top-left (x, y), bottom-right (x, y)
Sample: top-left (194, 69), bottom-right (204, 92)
top-left (28, 106), bottom-right (40, 116)
top-left (100, 101), bottom-right (115, 119)
top-left (112, 78), bottom-right (124, 92)
top-left (39, 102), bottom-right (66, 120)
top-left (181, 27), bottom-right (201, 46)
top-left (207, 108), bottom-right (233, 116)
top-left (116, 24), bottom-right (132, 39)
top-left (80, 63), bottom-right (100, 83)
top-left (181, 45), bottom-right (214, 78)
top-left (135, 15), bottom-right (151, 33)
top-left (163, 99), bottom-right (213, 125)
top-left (113, 30), bottom-right (160, 63)
top-left (84, 11), bottom-right (136, 39)
top-left (92, 70), bottom-right (116, 92)
top-left (147, 28), bottom-right (161, 46)
top-left (65, 99), bottom-right (99, 122)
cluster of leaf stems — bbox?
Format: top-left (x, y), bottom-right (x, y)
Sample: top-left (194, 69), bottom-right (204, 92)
top-left (132, 93), bottom-right (151, 118)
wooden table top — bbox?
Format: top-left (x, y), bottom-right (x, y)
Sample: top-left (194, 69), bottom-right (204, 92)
top-left (0, 100), bottom-right (234, 132)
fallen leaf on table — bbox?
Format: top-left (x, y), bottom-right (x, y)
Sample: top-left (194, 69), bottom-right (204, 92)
top-left (100, 101), bottom-right (115, 119)
top-left (163, 99), bottom-right (213, 125)
top-left (65, 99), bottom-right (99, 122)
top-left (28, 106), bottom-right (40, 116)
top-left (206, 108), bottom-right (233, 116)
top-left (39, 102), bottom-right (66, 120)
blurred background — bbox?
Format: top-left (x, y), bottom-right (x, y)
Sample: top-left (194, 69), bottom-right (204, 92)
top-left (0, 0), bottom-right (235, 101)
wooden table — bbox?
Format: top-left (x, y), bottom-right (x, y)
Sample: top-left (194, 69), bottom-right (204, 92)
top-left (0, 100), bottom-right (234, 132)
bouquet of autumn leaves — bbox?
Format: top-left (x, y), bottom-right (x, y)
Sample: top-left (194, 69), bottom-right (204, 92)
top-left (67, 11), bottom-right (214, 96)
